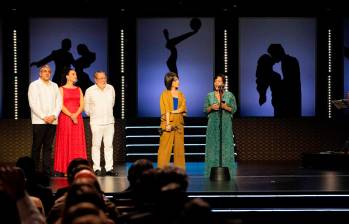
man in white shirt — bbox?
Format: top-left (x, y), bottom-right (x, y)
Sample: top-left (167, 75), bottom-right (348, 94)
top-left (84, 71), bottom-right (116, 176)
top-left (28, 65), bottom-right (62, 176)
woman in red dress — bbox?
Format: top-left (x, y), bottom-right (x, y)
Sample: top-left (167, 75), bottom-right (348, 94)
top-left (54, 69), bottom-right (87, 175)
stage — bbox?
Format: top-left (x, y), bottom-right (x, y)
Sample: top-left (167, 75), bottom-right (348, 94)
top-left (50, 161), bottom-right (349, 223)
top-left (1, 117), bottom-right (349, 223)
top-left (1, 2), bottom-right (349, 223)
top-left (51, 161), bottom-right (349, 193)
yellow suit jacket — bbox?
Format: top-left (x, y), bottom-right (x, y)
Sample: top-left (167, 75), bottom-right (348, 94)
top-left (159, 90), bottom-right (187, 131)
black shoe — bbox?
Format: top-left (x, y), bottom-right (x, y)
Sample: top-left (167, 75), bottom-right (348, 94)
top-left (106, 170), bottom-right (118, 176)
top-left (95, 170), bottom-right (102, 176)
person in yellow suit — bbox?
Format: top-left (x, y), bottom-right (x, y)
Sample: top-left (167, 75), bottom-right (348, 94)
top-left (158, 72), bottom-right (187, 169)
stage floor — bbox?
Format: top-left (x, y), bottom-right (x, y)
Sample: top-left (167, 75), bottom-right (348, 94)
top-left (50, 161), bottom-right (349, 195)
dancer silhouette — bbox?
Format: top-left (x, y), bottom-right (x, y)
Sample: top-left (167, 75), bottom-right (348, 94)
top-left (30, 38), bottom-right (74, 86)
top-left (256, 44), bottom-right (301, 117)
top-left (163, 18), bottom-right (201, 76)
top-left (256, 52), bottom-right (285, 116)
top-left (73, 44), bottom-right (95, 94)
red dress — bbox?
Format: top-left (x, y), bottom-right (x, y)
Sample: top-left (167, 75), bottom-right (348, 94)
top-left (54, 87), bottom-right (87, 174)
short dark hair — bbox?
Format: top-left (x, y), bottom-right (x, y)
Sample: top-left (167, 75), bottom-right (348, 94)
top-left (214, 74), bottom-right (226, 84)
top-left (16, 156), bottom-right (35, 179)
top-left (128, 159), bottom-right (154, 187)
top-left (164, 72), bottom-right (178, 90)
top-left (67, 158), bottom-right (91, 184)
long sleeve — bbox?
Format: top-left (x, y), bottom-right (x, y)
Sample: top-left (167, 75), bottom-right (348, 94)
top-left (179, 91), bottom-right (187, 114)
top-left (28, 84), bottom-right (45, 120)
top-left (111, 86), bottom-right (115, 107)
top-left (204, 94), bottom-right (210, 114)
top-left (226, 92), bottom-right (237, 114)
top-left (160, 91), bottom-right (171, 116)
top-left (53, 84), bottom-right (62, 118)
top-left (84, 89), bottom-right (91, 116)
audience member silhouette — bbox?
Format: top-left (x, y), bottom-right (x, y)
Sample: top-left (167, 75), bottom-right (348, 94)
top-left (256, 44), bottom-right (301, 117)
top-left (54, 158), bottom-right (92, 200)
top-left (30, 38), bottom-right (74, 87)
top-left (47, 165), bottom-right (101, 224)
top-left (163, 18), bottom-right (201, 75)
top-left (0, 166), bottom-right (45, 223)
top-left (117, 166), bottom-right (211, 224)
top-left (16, 156), bottom-right (54, 214)
top-left (116, 159), bottom-right (154, 199)
top-left (60, 180), bottom-right (115, 224)
top-left (0, 190), bottom-right (20, 224)
top-left (182, 198), bottom-right (212, 224)
top-left (74, 43), bottom-right (95, 93)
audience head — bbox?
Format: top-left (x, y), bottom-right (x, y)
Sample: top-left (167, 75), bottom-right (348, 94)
top-left (63, 182), bottom-right (106, 218)
top-left (73, 169), bottom-right (103, 195)
top-left (160, 166), bottom-right (188, 192)
top-left (67, 158), bottom-right (91, 184)
top-left (62, 202), bottom-right (115, 224)
top-left (127, 159), bottom-right (153, 187)
top-left (134, 166), bottom-right (188, 208)
top-left (74, 169), bottom-right (96, 182)
top-left (16, 156), bottom-right (36, 180)
top-left (182, 198), bottom-right (212, 224)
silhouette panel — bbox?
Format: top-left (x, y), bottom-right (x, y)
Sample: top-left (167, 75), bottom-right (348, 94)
top-left (163, 18), bottom-right (201, 76)
top-left (256, 44), bottom-right (301, 117)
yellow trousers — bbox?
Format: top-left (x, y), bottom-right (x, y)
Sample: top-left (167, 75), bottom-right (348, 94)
top-left (157, 128), bottom-right (185, 170)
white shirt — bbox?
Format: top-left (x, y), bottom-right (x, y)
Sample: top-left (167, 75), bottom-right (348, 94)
top-left (84, 84), bottom-right (115, 125)
top-left (28, 78), bottom-right (62, 125)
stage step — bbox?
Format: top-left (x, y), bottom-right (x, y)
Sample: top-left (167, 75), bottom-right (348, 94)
top-left (125, 119), bottom-right (207, 162)
top-left (191, 192), bottom-right (349, 223)
top-left (188, 192), bottom-right (349, 209)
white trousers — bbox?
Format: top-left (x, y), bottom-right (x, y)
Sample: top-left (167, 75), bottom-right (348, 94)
top-left (91, 123), bottom-right (114, 171)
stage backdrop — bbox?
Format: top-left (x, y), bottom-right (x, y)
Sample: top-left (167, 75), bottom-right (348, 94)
top-left (239, 17), bottom-right (316, 117)
top-left (29, 18), bottom-right (108, 91)
top-left (343, 18), bottom-right (349, 98)
top-left (137, 18), bottom-right (214, 117)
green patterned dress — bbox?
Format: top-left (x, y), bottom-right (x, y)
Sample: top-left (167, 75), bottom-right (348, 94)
top-left (204, 91), bottom-right (237, 177)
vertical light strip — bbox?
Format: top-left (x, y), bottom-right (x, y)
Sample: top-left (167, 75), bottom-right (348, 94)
top-left (224, 29), bottom-right (228, 90)
top-left (328, 29), bottom-right (332, 119)
top-left (120, 29), bottom-right (125, 120)
top-left (13, 29), bottom-right (18, 120)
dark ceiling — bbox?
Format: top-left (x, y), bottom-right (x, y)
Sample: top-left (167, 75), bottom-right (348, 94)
top-left (0, 0), bottom-right (347, 17)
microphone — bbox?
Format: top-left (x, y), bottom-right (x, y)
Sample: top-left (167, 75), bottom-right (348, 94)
top-left (218, 85), bottom-right (224, 91)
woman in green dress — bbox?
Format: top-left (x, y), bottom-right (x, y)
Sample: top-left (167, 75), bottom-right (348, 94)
top-left (204, 74), bottom-right (237, 177)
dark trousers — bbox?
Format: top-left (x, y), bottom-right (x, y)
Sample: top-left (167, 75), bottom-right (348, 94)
top-left (31, 124), bottom-right (56, 176)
